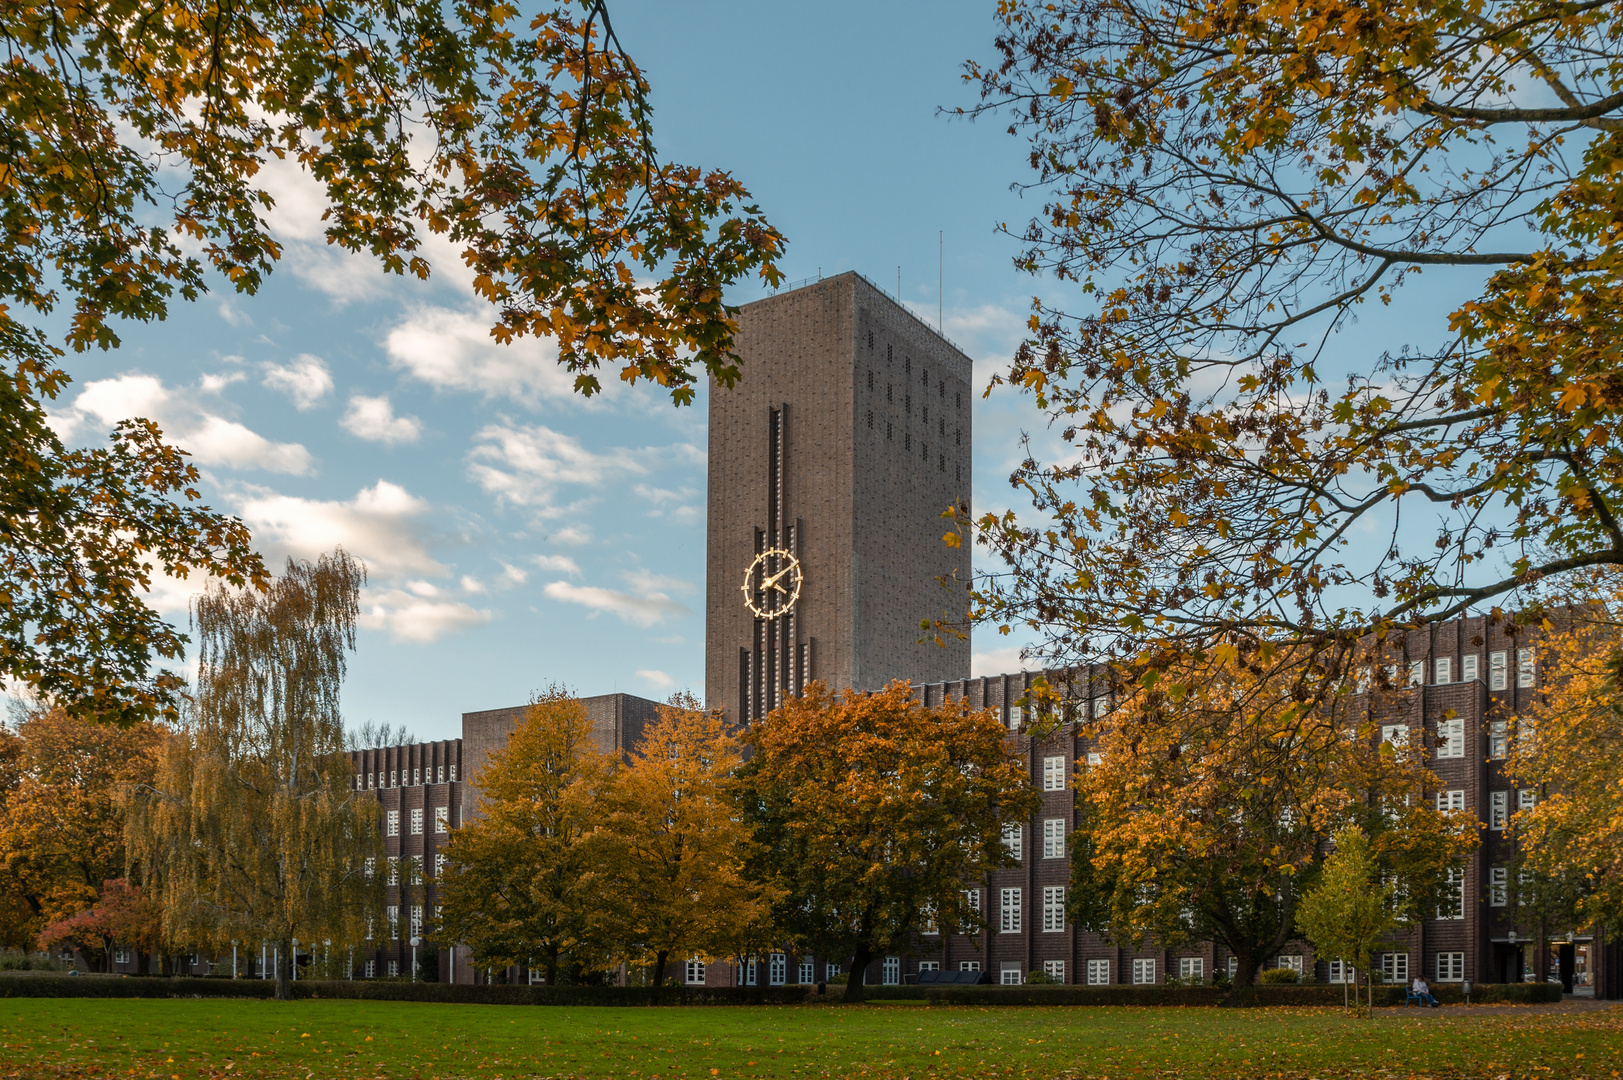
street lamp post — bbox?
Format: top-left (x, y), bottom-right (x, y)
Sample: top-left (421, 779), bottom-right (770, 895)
top-left (411, 937), bottom-right (419, 982)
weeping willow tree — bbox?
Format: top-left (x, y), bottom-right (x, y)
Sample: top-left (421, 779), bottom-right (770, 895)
top-left (127, 550), bottom-right (382, 999)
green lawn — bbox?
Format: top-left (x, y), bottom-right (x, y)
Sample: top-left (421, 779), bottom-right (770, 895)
top-left (1, 998), bottom-right (1619, 1080)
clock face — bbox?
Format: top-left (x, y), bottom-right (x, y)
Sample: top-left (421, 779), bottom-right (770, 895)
top-left (741, 548), bottom-right (803, 620)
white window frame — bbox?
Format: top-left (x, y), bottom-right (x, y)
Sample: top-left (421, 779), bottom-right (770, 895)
top-left (1042, 818), bottom-right (1066, 860)
top-left (434, 805), bottom-right (449, 833)
top-left (1518, 788), bottom-right (1538, 812)
top-left (1437, 867), bottom-right (1466, 920)
top-left (685, 959), bottom-right (706, 985)
top-left (1517, 648), bottom-right (1536, 688)
top-left (364, 959), bottom-right (376, 978)
top-left (1007, 703), bottom-right (1024, 730)
top-left (387, 856), bottom-right (400, 885)
top-left (1328, 959), bottom-right (1355, 984)
top-left (1042, 756), bottom-right (1066, 791)
top-left (1086, 751), bottom-right (1103, 766)
top-left (1489, 866), bottom-right (1508, 907)
top-left (1490, 791), bottom-right (1509, 830)
top-left (799, 958), bottom-right (815, 984)
top-left (1490, 651), bottom-right (1508, 691)
top-left (1434, 789), bottom-right (1465, 812)
top-left (1277, 954), bottom-right (1304, 974)
top-left (1437, 952), bottom-right (1465, 982)
top-left (1131, 958), bottom-right (1156, 984)
top-left (1086, 958), bottom-right (1110, 985)
top-left (410, 905), bottom-right (423, 937)
top-left (386, 905), bottom-right (399, 939)
top-left (917, 961), bottom-right (939, 973)
top-left (1043, 959), bottom-right (1065, 982)
top-left (387, 959), bottom-right (398, 976)
top-left (882, 957), bottom-right (900, 986)
top-left (1434, 657), bottom-right (1452, 684)
top-left (1178, 957), bottom-right (1203, 981)
top-left (1435, 717), bottom-right (1465, 759)
top-left (1002, 823), bottom-right (1023, 862)
top-left (964, 888), bottom-right (981, 915)
top-left (1489, 720), bottom-right (1509, 760)
top-left (1000, 962), bottom-right (1022, 985)
top-left (768, 952), bottom-right (786, 986)
top-left (1461, 654), bottom-right (1479, 682)
top-left (1000, 887), bottom-right (1022, 933)
top-left (386, 810), bottom-right (399, 837)
top-left (449, 764), bottom-right (457, 782)
top-left (1381, 952), bottom-right (1408, 984)
top-left (410, 807), bottom-right (424, 835)
top-left (958, 961), bottom-right (980, 972)
top-left (1408, 660), bottom-right (1425, 686)
top-left (1381, 724), bottom-right (1409, 750)
top-left (1042, 886), bottom-right (1066, 932)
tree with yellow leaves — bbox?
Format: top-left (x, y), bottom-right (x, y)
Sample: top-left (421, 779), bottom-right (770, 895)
top-left (1070, 645), bottom-right (1476, 990)
top-left (1, 0), bottom-right (783, 724)
top-left (126, 551), bottom-right (382, 999)
top-left (591, 694), bottom-right (772, 999)
top-left (734, 681), bottom-right (1038, 1003)
top-left (964, 0), bottom-right (1623, 691)
top-left (437, 688), bottom-right (617, 986)
top-left (0, 707), bottom-right (158, 952)
top-left (1507, 572), bottom-right (1623, 934)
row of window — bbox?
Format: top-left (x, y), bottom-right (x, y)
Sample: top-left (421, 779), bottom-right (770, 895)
top-left (370, 852), bottom-right (450, 885)
top-left (1384, 648), bottom-right (1535, 691)
top-left (866, 336), bottom-right (963, 411)
top-left (358, 764), bottom-right (456, 790)
top-left (384, 806), bottom-right (451, 837)
top-left (1007, 695), bottom-right (1112, 730)
top-left (377, 903), bottom-right (438, 939)
top-left (998, 819), bottom-right (1069, 861)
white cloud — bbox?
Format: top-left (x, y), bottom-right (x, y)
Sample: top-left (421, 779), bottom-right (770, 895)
top-left (636, 669), bottom-right (676, 691)
top-left (532, 554), bottom-right (581, 576)
top-left (972, 644), bottom-right (1043, 677)
top-left (234, 480), bottom-right (444, 581)
top-left (217, 300), bottom-right (252, 327)
top-left (468, 422), bottom-right (650, 516)
top-left (262, 355), bottom-right (334, 410)
top-left (498, 563), bottom-right (530, 587)
top-left (200, 371), bottom-right (246, 394)
top-left (543, 580), bottom-right (690, 627)
top-left (621, 568), bottom-right (696, 595)
top-left (57, 373), bottom-right (313, 475)
top-left (342, 395), bottom-right (423, 445)
top-left (386, 306), bottom-right (577, 404)
top-left (549, 527), bottom-right (592, 546)
top-left (360, 589), bottom-right (493, 644)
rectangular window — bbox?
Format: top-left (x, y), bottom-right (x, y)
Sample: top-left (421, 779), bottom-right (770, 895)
top-left (410, 905), bottom-right (423, 937)
top-left (437, 765), bottom-right (445, 783)
top-left (1490, 791), bottom-right (1509, 830)
top-left (1518, 788), bottom-right (1538, 812)
top-left (1178, 957), bottom-right (1204, 981)
top-left (1000, 962), bottom-right (1023, 985)
top-left (364, 960), bottom-right (376, 978)
top-left (1007, 703), bottom-right (1023, 730)
top-left (685, 959), bottom-right (705, 985)
top-left (1437, 952), bottom-right (1465, 982)
top-left (1002, 823), bottom-right (1023, 862)
top-left (1381, 724), bottom-right (1409, 750)
top-left (1086, 751), bottom-right (1103, 766)
top-left (434, 805), bottom-right (449, 833)
top-left (1042, 886), bottom-right (1066, 932)
top-left (1042, 756), bottom-right (1067, 791)
top-left (390, 770), bottom-right (397, 787)
top-left (1434, 789), bottom-right (1466, 813)
top-left (1435, 717), bottom-right (1465, 759)
top-left (1489, 720), bottom-right (1509, 760)
top-left (413, 768), bottom-right (420, 786)
top-left (355, 773), bottom-right (363, 790)
top-left (1132, 958), bottom-right (1156, 984)
top-left (1043, 960), bottom-right (1066, 983)
top-left (1461, 654), bottom-right (1479, 682)
top-left (368, 772), bottom-right (375, 789)
top-left (1517, 648), bottom-right (1536, 688)
top-left (364, 857), bottom-right (376, 880)
top-left (828, 962), bottom-right (844, 980)
top-left (435, 853), bottom-right (446, 878)
top-left (386, 905), bottom-right (399, 939)
top-left (410, 808), bottom-right (424, 835)
top-left (799, 959), bottom-right (815, 984)
top-left (1277, 955), bottom-right (1303, 975)
top-left (409, 855), bottom-right (423, 884)
top-left (744, 958), bottom-right (756, 985)
top-left (1087, 959), bottom-right (1110, 985)
top-left (1043, 818), bottom-right (1066, 859)
top-left (388, 960), bottom-right (398, 977)
top-left (1408, 660), bottom-right (1425, 686)
top-left (1490, 651), bottom-right (1508, 690)
top-left (883, 957), bottom-right (900, 986)
top-left (1381, 952), bottom-right (1409, 984)
top-left (1000, 887), bottom-right (1022, 933)
top-left (1489, 866), bottom-right (1508, 907)
top-left (920, 902), bottom-right (938, 935)
top-left (918, 961), bottom-right (940, 973)
top-left (1438, 867), bottom-right (1466, 920)
top-left (965, 888), bottom-right (981, 914)
top-left (769, 953), bottom-right (786, 986)
top-left (387, 856), bottom-right (400, 885)
top-left (386, 810), bottom-right (399, 837)
top-left (113, 948), bottom-right (130, 965)
top-left (1328, 960), bottom-right (1355, 984)
top-left (1435, 657), bottom-right (1452, 684)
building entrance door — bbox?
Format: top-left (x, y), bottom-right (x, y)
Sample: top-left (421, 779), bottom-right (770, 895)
top-left (1551, 942), bottom-right (1575, 993)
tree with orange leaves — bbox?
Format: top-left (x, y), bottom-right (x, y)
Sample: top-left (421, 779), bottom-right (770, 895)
top-left (1069, 645), bottom-right (1476, 990)
top-left (733, 681), bottom-right (1038, 1003)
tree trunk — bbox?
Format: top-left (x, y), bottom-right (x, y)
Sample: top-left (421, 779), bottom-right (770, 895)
top-left (275, 937), bottom-right (292, 1001)
top-left (545, 945), bottom-right (559, 988)
top-left (843, 944), bottom-right (874, 1004)
top-left (650, 950), bottom-right (669, 1006)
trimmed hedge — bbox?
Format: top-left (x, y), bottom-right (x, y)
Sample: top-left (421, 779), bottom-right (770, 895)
top-left (0, 974), bottom-right (824, 1006)
top-left (864, 981), bottom-right (1565, 1008)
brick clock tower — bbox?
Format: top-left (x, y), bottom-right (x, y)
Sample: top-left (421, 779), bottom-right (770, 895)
top-left (705, 273), bottom-right (973, 727)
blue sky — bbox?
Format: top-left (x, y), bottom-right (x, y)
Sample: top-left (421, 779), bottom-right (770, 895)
top-left (43, 1), bottom-right (1492, 741)
top-left (44, 1), bottom-right (1062, 742)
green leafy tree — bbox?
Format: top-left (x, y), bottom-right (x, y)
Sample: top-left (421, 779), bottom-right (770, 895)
top-left (126, 550), bottom-right (381, 1000)
top-left (436, 688), bottom-right (615, 986)
top-left (734, 681), bottom-right (1038, 1003)
top-left (1297, 825), bottom-right (1400, 1014)
top-left (1, 0), bottom-right (783, 722)
top-left (592, 696), bottom-right (772, 1000)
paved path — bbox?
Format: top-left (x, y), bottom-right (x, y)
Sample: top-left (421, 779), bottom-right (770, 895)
top-left (1376, 997), bottom-right (1618, 1018)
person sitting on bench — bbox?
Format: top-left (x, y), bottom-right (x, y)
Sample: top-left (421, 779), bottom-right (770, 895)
top-left (1411, 975), bottom-right (1441, 1007)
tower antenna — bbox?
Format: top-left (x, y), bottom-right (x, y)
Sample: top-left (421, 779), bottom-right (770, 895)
top-left (939, 230), bottom-right (943, 333)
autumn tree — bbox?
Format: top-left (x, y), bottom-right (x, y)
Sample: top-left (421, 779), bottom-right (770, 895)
top-left (962, 0), bottom-right (1623, 684)
top-left (1506, 573), bottom-right (1623, 934)
top-left (35, 878), bottom-right (162, 973)
top-left (0, 707), bottom-right (158, 950)
top-left (1, 0), bottom-right (783, 723)
top-left (126, 551), bottom-right (381, 1000)
top-left (1296, 825), bottom-right (1400, 1015)
top-left (734, 681), bottom-right (1038, 1003)
top-left (437, 688), bottom-right (616, 986)
top-left (1069, 649), bottom-right (1476, 990)
top-left (591, 695), bottom-right (771, 999)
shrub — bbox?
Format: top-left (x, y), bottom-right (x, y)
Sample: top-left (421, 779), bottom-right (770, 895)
top-left (1023, 970), bottom-right (1058, 985)
top-left (1259, 968), bottom-right (1300, 985)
